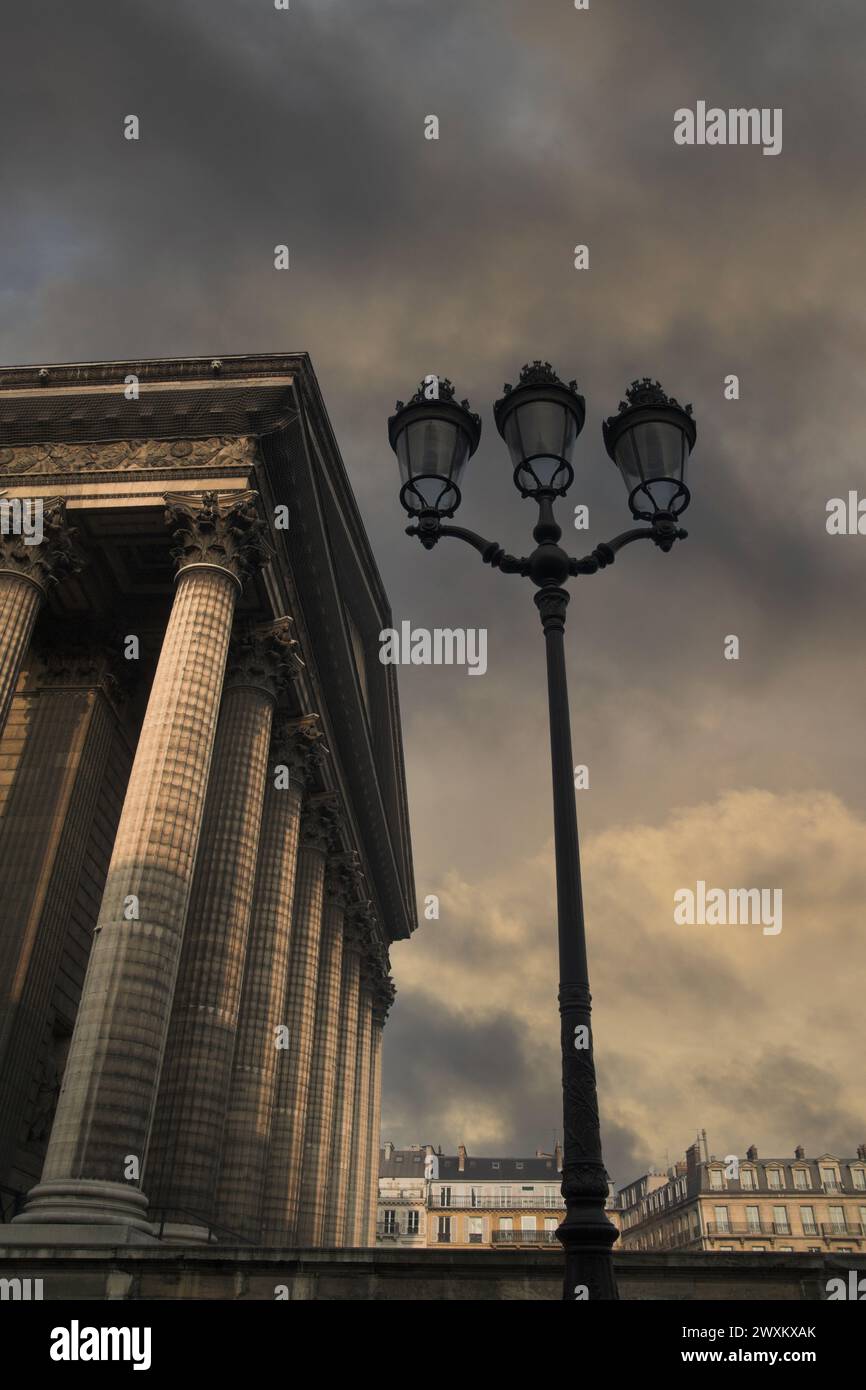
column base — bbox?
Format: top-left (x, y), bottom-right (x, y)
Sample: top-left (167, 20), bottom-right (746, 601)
top-left (12, 1179), bottom-right (157, 1237)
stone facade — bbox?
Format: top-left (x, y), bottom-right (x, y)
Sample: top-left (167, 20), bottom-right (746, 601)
top-left (0, 355), bottom-right (415, 1247)
top-left (617, 1141), bottom-right (866, 1255)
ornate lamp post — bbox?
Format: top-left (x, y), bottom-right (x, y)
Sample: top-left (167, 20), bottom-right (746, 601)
top-left (388, 364), bottom-right (697, 1300)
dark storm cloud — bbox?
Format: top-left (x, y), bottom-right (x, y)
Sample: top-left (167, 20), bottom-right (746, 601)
top-left (3, 0), bottom-right (865, 1182)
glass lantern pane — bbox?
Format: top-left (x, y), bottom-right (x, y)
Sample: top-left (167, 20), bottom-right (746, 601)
top-left (400, 417), bottom-right (460, 482)
top-left (504, 401), bottom-right (576, 485)
top-left (612, 428), bottom-right (644, 496)
top-left (628, 419), bottom-right (686, 484)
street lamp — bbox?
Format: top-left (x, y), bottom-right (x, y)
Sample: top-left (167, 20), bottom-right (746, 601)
top-left (388, 361), bottom-right (696, 1301)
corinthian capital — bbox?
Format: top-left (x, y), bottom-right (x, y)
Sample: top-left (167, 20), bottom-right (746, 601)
top-left (300, 791), bottom-right (340, 852)
top-left (325, 850), bottom-right (367, 911)
top-left (164, 489), bottom-right (271, 588)
top-left (0, 496), bottom-right (83, 595)
top-left (224, 617), bottom-right (303, 700)
top-left (372, 974), bottom-right (397, 1026)
top-left (270, 712), bottom-right (327, 789)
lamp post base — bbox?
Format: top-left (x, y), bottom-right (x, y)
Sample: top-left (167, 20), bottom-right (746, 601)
top-left (558, 1203), bottom-right (620, 1300)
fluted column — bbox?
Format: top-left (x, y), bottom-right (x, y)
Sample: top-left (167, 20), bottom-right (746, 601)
top-left (365, 973), bottom-right (394, 1245)
top-left (0, 634), bottom-right (127, 1190)
top-left (146, 619), bottom-right (298, 1231)
top-left (260, 793), bottom-right (337, 1244)
top-left (16, 490), bottom-right (268, 1231)
top-left (215, 715), bottom-right (324, 1239)
top-left (345, 952), bottom-right (374, 1245)
top-left (294, 856), bottom-right (355, 1247)
top-left (321, 905), bottom-right (365, 1248)
top-left (0, 498), bottom-right (82, 739)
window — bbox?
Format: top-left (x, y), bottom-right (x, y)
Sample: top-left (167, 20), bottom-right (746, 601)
top-left (778, 1246), bottom-right (793, 1252)
top-left (746, 1205), bottom-right (761, 1232)
top-left (793, 1168), bottom-right (809, 1189)
top-left (709, 1169), bottom-right (724, 1190)
top-left (468, 1217), bottom-right (483, 1244)
top-left (470, 1188), bottom-right (480, 1208)
top-left (383, 1209), bottom-right (397, 1234)
top-left (394, 1154), bottom-right (403, 1163)
top-left (714, 1205), bottom-right (730, 1233)
top-left (767, 1169), bottom-right (782, 1189)
top-left (544, 1217), bottom-right (557, 1233)
top-left (516, 1162), bottom-right (524, 1171)
top-left (859, 1206), bottom-right (866, 1230)
top-left (413, 1155), bottom-right (421, 1163)
top-left (438, 1186), bottom-right (451, 1208)
top-left (436, 1216), bottom-right (451, 1243)
top-left (544, 1185), bottom-right (558, 1208)
top-left (498, 1187), bottom-right (512, 1209)
top-left (520, 1215), bottom-right (536, 1233)
top-left (719, 1245), bottom-right (733, 1251)
top-left (773, 1205), bottom-right (790, 1235)
top-left (500, 1218), bottom-right (513, 1233)
top-left (800, 1205), bottom-right (817, 1235)
top-left (751, 1245), bottom-right (766, 1251)
top-left (492, 1162), bottom-right (500, 1170)
top-left (828, 1205), bottom-right (845, 1233)
top-left (852, 1168), bottom-right (866, 1190)
top-left (740, 1169), bottom-right (755, 1190)
top-left (820, 1167), bottom-right (839, 1192)
top-left (407, 1211), bottom-right (419, 1235)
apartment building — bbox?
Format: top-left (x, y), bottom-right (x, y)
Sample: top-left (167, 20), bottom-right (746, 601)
top-left (377, 1142), bottom-right (574, 1249)
top-left (617, 1140), bottom-right (866, 1254)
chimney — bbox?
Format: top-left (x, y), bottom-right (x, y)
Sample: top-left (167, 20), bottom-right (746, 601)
top-left (554, 1140), bottom-right (563, 1172)
top-left (794, 1145), bottom-right (805, 1161)
top-left (384, 1141), bottom-right (394, 1161)
top-left (746, 1145), bottom-right (758, 1162)
top-left (857, 1144), bottom-right (866, 1161)
top-left (457, 1144), bottom-right (467, 1172)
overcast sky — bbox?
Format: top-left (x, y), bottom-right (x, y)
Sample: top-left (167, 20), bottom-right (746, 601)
top-left (2, 0), bottom-right (865, 1187)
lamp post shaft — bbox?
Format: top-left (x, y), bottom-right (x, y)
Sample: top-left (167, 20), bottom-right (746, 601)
top-left (534, 585), bottom-right (619, 1301)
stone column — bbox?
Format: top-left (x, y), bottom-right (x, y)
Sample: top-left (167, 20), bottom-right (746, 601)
top-left (0, 498), bottom-right (82, 739)
top-left (146, 619), bottom-right (298, 1232)
top-left (365, 972), bottom-right (395, 1246)
top-left (260, 793), bottom-right (338, 1245)
top-left (294, 856), bottom-right (357, 1247)
top-left (0, 633), bottom-right (127, 1191)
top-left (345, 951), bottom-right (374, 1245)
top-left (215, 715), bottom-right (324, 1240)
top-left (321, 904), bottom-right (366, 1248)
top-left (16, 491), bottom-right (268, 1232)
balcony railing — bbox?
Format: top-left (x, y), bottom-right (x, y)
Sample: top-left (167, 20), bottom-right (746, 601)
top-left (431, 1195), bottom-right (564, 1211)
top-left (491, 1230), bottom-right (560, 1246)
top-left (706, 1222), bottom-right (791, 1237)
top-left (376, 1222), bottom-right (421, 1239)
top-left (821, 1222), bottom-right (863, 1237)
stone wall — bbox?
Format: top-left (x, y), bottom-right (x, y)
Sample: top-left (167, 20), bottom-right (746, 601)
top-left (0, 1244), bottom-right (863, 1300)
